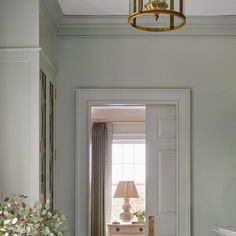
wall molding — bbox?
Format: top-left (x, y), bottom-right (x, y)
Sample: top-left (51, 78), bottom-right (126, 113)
top-left (57, 15), bottom-right (236, 36)
top-left (41, 0), bottom-right (63, 28)
top-left (0, 47), bottom-right (41, 52)
top-left (0, 50), bottom-right (40, 204)
top-left (40, 50), bottom-right (57, 78)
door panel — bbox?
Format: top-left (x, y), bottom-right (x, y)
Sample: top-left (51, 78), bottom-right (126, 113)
top-left (159, 151), bottom-right (176, 213)
top-left (146, 105), bottom-right (177, 236)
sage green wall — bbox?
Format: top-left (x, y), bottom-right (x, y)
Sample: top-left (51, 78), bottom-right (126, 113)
top-left (0, 0), bottom-right (39, 47)
top-left (39, 0), bottom-right (57, 67)
top-left (56, 36), bottom-right (236, 236)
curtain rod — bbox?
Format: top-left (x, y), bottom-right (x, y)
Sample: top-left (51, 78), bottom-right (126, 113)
top-left (92, 120), bottom-right (145, 124)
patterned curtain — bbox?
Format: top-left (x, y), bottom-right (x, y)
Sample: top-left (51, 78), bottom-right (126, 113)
top-left (91, 123), bottom-right (113, 236)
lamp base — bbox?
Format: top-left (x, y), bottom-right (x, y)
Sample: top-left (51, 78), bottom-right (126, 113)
top-left (120, 198), bottom-right (134, 222)
top-left (120, 212), bottom-right (133, 222)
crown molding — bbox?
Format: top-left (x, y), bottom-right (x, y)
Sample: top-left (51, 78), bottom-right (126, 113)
top-left (41, 0), bottom-right (63, 27)
top-left (57, 15), bottom-right (236, 36)
top-left (40, 50), bottom-right (57, 77)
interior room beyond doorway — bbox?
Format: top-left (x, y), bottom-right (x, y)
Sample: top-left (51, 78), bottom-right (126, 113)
top-left (91, 105), bottom-right (146, 234)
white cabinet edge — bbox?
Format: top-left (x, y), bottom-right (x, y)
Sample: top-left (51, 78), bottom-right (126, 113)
top-left (213, 227), bottom-right (236, 236)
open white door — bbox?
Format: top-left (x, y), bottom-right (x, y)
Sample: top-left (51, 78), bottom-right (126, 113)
top-left (146, 104), bottom-right (189, 236)
top-left (146, 105), bottom-right (177, 236)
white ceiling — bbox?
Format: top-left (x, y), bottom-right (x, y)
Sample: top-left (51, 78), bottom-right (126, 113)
top-left (58, 0), bottom-right (236, 16)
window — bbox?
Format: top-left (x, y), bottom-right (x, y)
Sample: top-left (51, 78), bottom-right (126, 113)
top-left (112, 141), bottom-right (145, 221)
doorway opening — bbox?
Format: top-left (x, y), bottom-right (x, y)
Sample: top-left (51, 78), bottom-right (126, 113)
top-left (91, 106), bottom-right (146, 227)
top-left (75, 88), bottom-right (190, 236)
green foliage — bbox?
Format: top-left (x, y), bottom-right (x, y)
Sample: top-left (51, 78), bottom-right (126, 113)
top-left (0, 195), bottom-right (67, 236)
top-left (133, 210), bottom-right (145, 218)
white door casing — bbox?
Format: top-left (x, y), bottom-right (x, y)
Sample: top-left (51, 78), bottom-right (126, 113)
top-left (75, 89), bottom-right (190, 236)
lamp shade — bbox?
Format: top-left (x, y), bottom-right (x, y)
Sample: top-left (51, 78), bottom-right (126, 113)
top-left (113, 181), bottom-right (139, 198)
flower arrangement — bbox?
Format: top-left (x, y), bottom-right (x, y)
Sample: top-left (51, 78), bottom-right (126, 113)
top-left (133, 210), bottom-right (145, 222)
top-left (0, 195), bottom-right (66, 236)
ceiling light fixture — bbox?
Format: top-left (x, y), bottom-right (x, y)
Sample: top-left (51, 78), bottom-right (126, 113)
top-left (128, 0), bottom-right (186, 32)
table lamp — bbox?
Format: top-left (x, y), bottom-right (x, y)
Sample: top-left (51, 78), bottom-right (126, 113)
top-left (113, 181), bottom-right (139, 222)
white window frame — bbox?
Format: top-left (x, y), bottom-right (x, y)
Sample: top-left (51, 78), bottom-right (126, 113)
top-left (111, 140), bottom-right (146, 185)
top-left (111, 141), bottom-right (146, 221)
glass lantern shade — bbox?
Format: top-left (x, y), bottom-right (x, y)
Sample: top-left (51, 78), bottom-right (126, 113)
top-left (128, 0), bottom-right (186, 32)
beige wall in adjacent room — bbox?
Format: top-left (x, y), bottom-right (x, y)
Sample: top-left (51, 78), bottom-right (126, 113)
top-left (56, 36), bottom-right (236, 236)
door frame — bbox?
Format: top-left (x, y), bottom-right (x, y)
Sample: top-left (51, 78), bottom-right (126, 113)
top-left (75, 88), bottom-right (191, 236)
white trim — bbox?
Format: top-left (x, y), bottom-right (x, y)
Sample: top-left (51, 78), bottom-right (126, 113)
top-left (113, 134), bottom-right (145, 140)
top-left (76, 88), bottom-right (190, 236)
top-left (0, 48), bottom-right (41, 52)
top-left (58, 15), bottom-right (236, 36)
top-left (0, 50), bottom-right (40, 204)
top-left (113, 139), bottom-right (145, 144)
top-left (212, 227), bottom-right (236, 236)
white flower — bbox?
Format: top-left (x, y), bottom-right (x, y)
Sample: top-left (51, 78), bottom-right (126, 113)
top-left (4, 219), bottom-right (11, 225)
top-left (27, 226), bottom-right (31, 233)
top-left (42, 209), bottom-right (47, 215)
top-left (12, 217), bottom-right (18, 224)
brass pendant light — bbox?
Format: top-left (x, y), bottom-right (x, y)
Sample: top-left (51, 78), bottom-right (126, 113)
top-left (128, 0), bottom-right (186, 32)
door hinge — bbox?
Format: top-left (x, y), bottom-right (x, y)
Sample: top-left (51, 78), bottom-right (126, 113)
top-left (54, 89), bottom-right (57, 99)
top-left (55, 150), bottom-right (57, 161)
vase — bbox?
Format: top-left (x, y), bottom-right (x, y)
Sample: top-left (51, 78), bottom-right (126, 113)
top-left (137, 215), bottom-right (145, 222)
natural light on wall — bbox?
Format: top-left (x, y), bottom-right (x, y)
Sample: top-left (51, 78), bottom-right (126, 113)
top-left (112, 141), bottom-right (145, 222)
